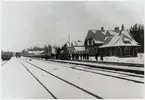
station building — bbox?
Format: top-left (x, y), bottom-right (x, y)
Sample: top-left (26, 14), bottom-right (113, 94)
top-left (84, 26), bottom-right (140, 57)
top-left (84, 27), bottom-right (106, 55)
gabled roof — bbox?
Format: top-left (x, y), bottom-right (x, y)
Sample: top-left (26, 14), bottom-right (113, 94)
top-left (65, 40), bottom-right (84, 47)
top-left (74, 47), bottom-right (85, 52)
top-left (99, 30), bottom-right (140, 48)
top-left (71, 41), bottom-right (84, 46)
top-left (85, 30), bottom-right (106, 43)
top-left (105, 30), bottom-right (119, 36)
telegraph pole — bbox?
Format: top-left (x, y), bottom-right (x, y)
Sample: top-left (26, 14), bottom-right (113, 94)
top-left (68, 34), bottom-right (71, 54)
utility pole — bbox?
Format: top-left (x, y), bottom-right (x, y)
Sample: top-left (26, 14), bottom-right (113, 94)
top-left (68, 34), bottom-right (71, 54)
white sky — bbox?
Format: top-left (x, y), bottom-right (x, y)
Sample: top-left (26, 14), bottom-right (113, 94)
top-left (2, 1), bottom-right (144, 52)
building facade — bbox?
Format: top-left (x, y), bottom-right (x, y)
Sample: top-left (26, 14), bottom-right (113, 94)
top-left (99, 29), bottom-right (140, 57)
top-left (84, 27), bottom-right (140, 57)
top-left (84, 27), bottom-right (106, 55)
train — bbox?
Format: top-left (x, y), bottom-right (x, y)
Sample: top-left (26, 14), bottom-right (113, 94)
top-left (22, 53), bottom-right (72, 60)
top-left (16, 52), bottom-right (21, 58)
top-left (1, 51), bottom-right (12, 61)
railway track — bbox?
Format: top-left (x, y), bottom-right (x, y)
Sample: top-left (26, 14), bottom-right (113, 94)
top-left (25, 58), bottom-right (144, 84)
top-left (19, 59), bottom-right (103, 99)
top-left (19, 60), bottom-right (57, 99)
top-left (1, 60), bottom-right (9, 66)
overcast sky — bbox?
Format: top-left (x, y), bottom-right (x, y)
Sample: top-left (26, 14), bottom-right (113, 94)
top-left (2, 1), bottom-right (144, 52)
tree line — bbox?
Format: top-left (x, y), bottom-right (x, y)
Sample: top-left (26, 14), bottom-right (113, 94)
top-left (130, 24), bottom-right (144, 53)
top-left (22, 44), bottom-right (53, 54)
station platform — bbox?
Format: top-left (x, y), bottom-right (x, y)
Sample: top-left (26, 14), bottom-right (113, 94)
top-left (48, 59), bottom-right (144, 75)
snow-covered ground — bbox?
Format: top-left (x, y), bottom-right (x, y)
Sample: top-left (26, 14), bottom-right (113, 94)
top-left (22, 60), bottom-right (96, 99)
top-left (1, 57), bottom-right (144, 99)
top-left (21, 57), bottom-right (144, 99)
top-left (1, 57), bottom-right (54, 99)
top-left (89, 53), bottom-right (144, 64)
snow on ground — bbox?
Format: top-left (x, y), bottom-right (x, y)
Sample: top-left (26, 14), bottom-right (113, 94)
top-left (56, 59), bottom-right (144, 71)
top-left (22, 57), bottom-right (144, 99)
top-left (1, 57), bottom-right (54, 99)
top-left (89, 53), bottom-right (144, 64)
top-left (22, 60), bottom-right (96, 99)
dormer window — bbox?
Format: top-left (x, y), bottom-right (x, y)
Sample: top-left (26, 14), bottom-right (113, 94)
top-left (123, 38), bottom-right (131, 44)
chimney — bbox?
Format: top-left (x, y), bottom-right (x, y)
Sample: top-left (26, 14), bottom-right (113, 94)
top-left (101, 27), bottom-right (104, 31)
top-left (121, 24), bottom-right (125, 31)
top-left (114, 27), bottom-right (120, 33)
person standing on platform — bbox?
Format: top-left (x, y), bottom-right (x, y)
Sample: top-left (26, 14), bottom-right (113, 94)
top-left (80, 53), bottom-right (83, 60)
top-left (84, 53), bottom-right (86, 60)
top-left (87, 53), bottom-right (89, 60)
top-left (82, 53), bottom-right (85, 60)
top-left (72, 53), bottom-right (74, 60)
top-left (100, 52), bottom-right (104, 61)
top-left (78, 53), bottom-right (80, 60)
top-left (77, 53), bottom-right (79, 60)
top-left (68, 54), bottom-right (71, 60)
top-left (95, 52), bottom-right (99, 61)
top-left (85, 53), bottom-right (87, 60)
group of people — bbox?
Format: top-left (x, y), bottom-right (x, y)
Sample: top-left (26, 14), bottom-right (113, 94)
top-left (16, 52), bottom-right (21, 58)
top-left (71, 52), bottom-right (104, 61)
top-left (40, 52), bottom-right (104, 61)
top-left (95, 52), bottom-right (104, 61)
top-left (55, 52), bottom-right (104, 61)
top-left (54, 52), bottom-right (89, 60)
top-left (71, 53), bottom-right (89, 60)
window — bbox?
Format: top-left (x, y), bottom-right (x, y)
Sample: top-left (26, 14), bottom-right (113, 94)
top-left (124, 47), bottom-right (130, 55)
top-left (87, 40), bottom-right (89, 45)
top-left (123, 37), bottom-right (131, 44)
top-left (89, 39), bottom-right (91, 45)
top-left (91, 39), bottom-right (94, 45)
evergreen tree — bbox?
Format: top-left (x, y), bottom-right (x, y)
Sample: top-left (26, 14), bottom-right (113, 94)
top-left (130, 24), bottom-right (144, 53)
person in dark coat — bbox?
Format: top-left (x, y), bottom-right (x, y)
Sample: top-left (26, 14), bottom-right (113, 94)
top-left (84, 53), bottom-right (86, 60)
top-left (68, 54), bottom-right (71, 60)
top-left (72, 53), bottom-right (74, 60)
top-left (100, 52), bottom-right (104, 61)
top-left (76, 53), bottom-right (78, 60)
top-left (82, 53), bottom-right (85, 60)
top-left (56, 54), bottom-right (58, 59)
top-left (78, 53), bottom-right (80, 60)
top-left (87, 53), bottom-right (89, 60)
top-left (74, 53), bottom-right (76, 60)
top-left (95, 53), bottom-right (99, 61)
top-left (44, 54), bottom-right (48, 60)
top-left (80, 53), bottom-right (83, 60)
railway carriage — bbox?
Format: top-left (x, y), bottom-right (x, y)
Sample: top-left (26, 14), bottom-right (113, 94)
top-left (1, 51), bottom-right (12, 60)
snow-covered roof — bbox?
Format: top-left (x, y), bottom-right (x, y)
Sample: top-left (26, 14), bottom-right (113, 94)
top-left (99, 30), bottom-right (140, 48)
top-left (100, 44), bottom-right (140, 48)
top-left (72, 41), bottom-right (84, 46)
top-left (74, 47), bottom-right (85, 52)
top-left (28, 50), bottom-right (45, 55)
top-left (65, 40), bottom-right (84, 47)
top-left (93, 39), bottom-right (103, 44)
top-left (85, 30), bottom-right (106, 43)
